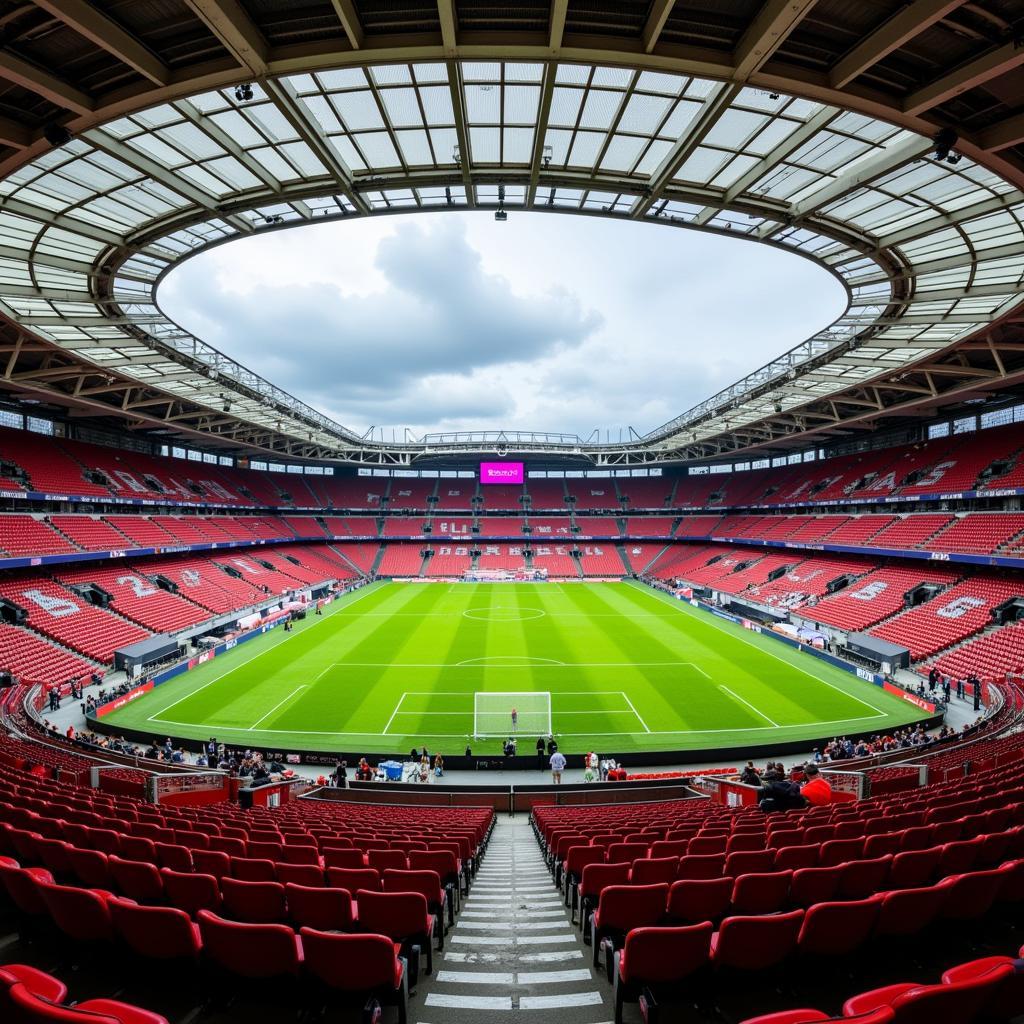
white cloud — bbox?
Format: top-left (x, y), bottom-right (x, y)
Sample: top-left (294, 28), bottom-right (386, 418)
top-left (159, 211), bottom-right (846, 437)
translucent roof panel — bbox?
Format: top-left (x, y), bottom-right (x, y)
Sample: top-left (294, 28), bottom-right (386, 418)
top-left (0, 60), bottom-right (1020, 457)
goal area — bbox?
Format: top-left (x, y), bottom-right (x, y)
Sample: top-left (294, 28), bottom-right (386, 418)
top-left (473, 691), bottom-right (552, 738)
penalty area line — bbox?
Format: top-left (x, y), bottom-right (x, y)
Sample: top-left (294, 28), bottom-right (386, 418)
top-left (251, 685), bottom-right (307, 729)
top-left (382, 693), bottom-right (407, 735)
top-left (619, 691), bottom-right (651, 733)
top-left (719, 685), bottom-right (780, 728)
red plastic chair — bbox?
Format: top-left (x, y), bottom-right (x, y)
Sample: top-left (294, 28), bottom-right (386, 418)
top-left (677, 854), bottom-right (726, 880)
top-left (285, 883), bottom-right (355, 932)
top-left (0, 964), bottom-right (68, 1006)
top-left (590, 883), bottom-right (669, 970)
top-left (666, 877), bottom-right (733, 925)
top-left (368, 849), bottom-right (407, 873)
top-left (109, 899), bottom-right (202, 961)
top-left (562, 845), bottom-right (605, 907)
top-left (797, 897), bottom-right (881, 957)
top-left (196, 910), bottom-right (302, 980)
top-left (39, 883), bottom-right (116, 944)
top-left (942, 955), bottom-right (1024, 1021)
top-left (356, 889), bottom-right (436, 981)
top-left (710, 910), bottom-right (804, 971)
top-left (935, 866), bottom-right (1008, 921)
top-left (739, 1010), bottom-right (893, 1023)
top-left (382, 868), bottom-right (449, 938)
top-left (299, 928), bottom-right (408, 1024)
top-left (108, 856), bottom-right (164, 904)
top-left (275, 863), bottom-right (323, 887)
top-left (844, 971), bottom-right (1013, 1024)
top-left (789, 865), bottom-right (842, 908)
top-left (219, 878), bottom-right (287, 924)
top-left (65, 847), bottom-right (111, 890)
top-left (630, 857), bottom-right (678, 886)
top-left (3, 982), bottom-right (169, 1024)
top-left (229, 856), bottom-right (276, 882)
top-left (408, 849), bottom-right (462, 911)
top-left (836, 855), bottom-right (891, 900)
top-left (612, 923), bottom-right (713, 1023)
top-left (578, 862), bottom-right (631, 934)
top-left (326, 866), bottom-right (381, 894)
top-left (731, 871), bottom-right (792, 915)
top-left (874, 884), bottom-right (947, 939)
top-left (159, 869), bottom-right (221, 917)
top-left (724, 850), bottom-right (775, 877)
top-left (888, 848), bottom-right (941, 889)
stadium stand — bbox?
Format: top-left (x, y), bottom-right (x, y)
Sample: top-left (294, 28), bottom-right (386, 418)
top-left (430, 517), bottom-right (476, 540)
top-left (382, 517), bottom-right (430, 538)
top-left (0, 517), bottom-right (77, 557)
top-left (376, 544), bottom-right (425, 576)
top-left (0, 578), bottom-right (149, 662)
top-left (280, 516), bottom-right (328, 539)
top-left (870, 578), bottom-right (1024, 660)
top-left (624, 516), bottom-right (675, 536)
top-left (527, 480), bottom-right (568, 510)
top-left (566, 479), bottom-right (620, 510)
top-left (387, 481), bottom-right (435, 511)
top-left (477, 545), bottom-right (527, 571)
top-left (621, 543), bottom-right (671, 574)
top-left (0, 623), bottom-right (96, 688)
top-left (48, 516), bottom-right (131, 552)
top-left (425, 546), bottom-right (473, 577)
top-left (146, 556), bottom-right (266, 613)
top-left (475, 516), bottom-right (523, 536)
top-left (807, 567), bottom-right (959, 633)
top-left (103, 517), bottom-right (176, 548)
top-left (526, 517), bottom-right (575, 538)
top-left (434, 483), bottom-right (476, 509)
top-left (619, 477), bottom-right (674, 510)
top-left (925, 513), bottom-right (1024, 555)
top-left (575, 516), bottom-right (622, 537)
top-left (577, 545), bottom-right (625, 576)
top-left (476, 485), bottom-right (523, 511)
top-left (55, 567), bottom-right (208, 634)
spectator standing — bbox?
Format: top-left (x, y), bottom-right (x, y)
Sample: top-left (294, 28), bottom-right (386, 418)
top-left (800, 764), bottom-right (833, 806)
top-left (549, 749), bottom-right (566, 785)
top-left (535, 736), bottom-right (546, 770)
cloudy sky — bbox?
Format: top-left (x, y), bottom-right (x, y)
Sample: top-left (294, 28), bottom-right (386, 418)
top-left (159, 212), bottom-right (845, 439)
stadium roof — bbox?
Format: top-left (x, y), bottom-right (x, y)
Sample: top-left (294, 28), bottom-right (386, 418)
top-left (0, 0), bottom-right (1022, 466)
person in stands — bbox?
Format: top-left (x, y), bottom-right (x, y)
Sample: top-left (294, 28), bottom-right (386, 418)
top-left (800, 763), bottom-right (833, 805)
top-left (739, 761), bottom-right (761, 786)
top-left (549, 748), bottom-right (566, 784)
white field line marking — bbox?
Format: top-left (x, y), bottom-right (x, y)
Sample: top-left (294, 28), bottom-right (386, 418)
top-left (720, 685), bottom-right (780, 728)
top-left (382, 692), bottom-right (407, 735)
top-left (250, 685), bottom-right (307, 729)
top-left (636, 581), bottom-right (886, 716)
top-left (390, 709), bottom-right (642, 716)
top-left (619, 691), bottom-right (651, 733)
top-left (149, 714), bottom-right (884, 739)
top-left (322, 661), bottom-right (699, 668)
top-left (685, 661), bottom-right (711, 679)
top-left (147, 583), bottom-right (382, 722)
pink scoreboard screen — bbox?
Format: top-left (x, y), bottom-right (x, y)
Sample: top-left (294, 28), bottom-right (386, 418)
top-left (480, 462), bottom-right (524, 485)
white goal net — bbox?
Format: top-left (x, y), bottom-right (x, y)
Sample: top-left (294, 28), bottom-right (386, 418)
top-left (473, 691), bottom-right (551, 738)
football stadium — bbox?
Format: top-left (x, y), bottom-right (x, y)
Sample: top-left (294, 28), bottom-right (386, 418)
top-left (1, 2), bottom-right (1024, 1023)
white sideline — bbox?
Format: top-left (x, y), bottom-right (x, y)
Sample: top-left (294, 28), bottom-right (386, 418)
top-left (720, 684), bottom-right (780, 728)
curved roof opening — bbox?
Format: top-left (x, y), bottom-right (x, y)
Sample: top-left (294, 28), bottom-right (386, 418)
top-left (158, 211), bottom-right (847, 439)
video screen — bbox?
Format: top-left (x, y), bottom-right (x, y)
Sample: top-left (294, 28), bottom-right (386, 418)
top-left (480, 461), bottom-right (524, 485)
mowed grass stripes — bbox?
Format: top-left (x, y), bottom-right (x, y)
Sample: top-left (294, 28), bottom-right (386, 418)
top-left (102, 580), bottom-right (927, 754)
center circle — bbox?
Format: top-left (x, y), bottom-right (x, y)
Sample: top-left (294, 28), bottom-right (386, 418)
top-left (462, 606), bottom-right (546, 622)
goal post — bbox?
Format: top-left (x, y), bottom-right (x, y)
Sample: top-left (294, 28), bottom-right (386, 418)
top-left (473, 691), bottom-right (551, 738)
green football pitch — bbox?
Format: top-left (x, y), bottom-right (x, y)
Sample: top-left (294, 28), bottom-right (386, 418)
top-left (102, 580), bottom-right (928, 756)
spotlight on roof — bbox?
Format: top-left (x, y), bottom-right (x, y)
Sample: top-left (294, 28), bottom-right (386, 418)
top-left (933, 127), bottom-right (959, 162)
top-left (494, 209), bottom-right (507, 222)
top-left (43, 123), bottom-right (73, 148)
top-left (495, 183), bottom-right (507, 221)
top-left (768, 92), bottom-right (779, 100)
top-left (234, 83), bottom-right (254, 102)
top-left (773, 401), bottom-right (783, 413)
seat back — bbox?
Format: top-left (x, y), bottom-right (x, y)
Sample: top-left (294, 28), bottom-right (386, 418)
top-left (889, 848), bottom-right (941, 889)
top-left (789, 865), bottom-right (842, 907)
top-left (875, 883), bottom-right (947, 937)
top-left (285, 883), bottom-right (354, 931)
top-left (630, 857), bottom-right (678, 886)
top-left (620, 923), bottom-right (712, 985)
top-left (367, 849), bottom-right (407, 872)
top-left (677, 854), bottom-right (726, 880)
top-left (159, 868), bottom-right (221, 916)
top-left (356, 889), bottom-right (429, 940)
top-left (3, 983), bottom-right (124, 1024)
top-left (730, 871), bottom-right (792, 915)
top-left (382, 868), bottom-right (443, 905)
top-left (579, 862), bottom-right (631, 899)
top-left (196, 910), bottom-right (300, 978)
top-left (220, 878), bottom-right (287, 923)
top-left (108, 855), bottom-right (164, 902)
top-left (39, 883), bottom-right (114, 942)
top-left (326, 867), bottom-right (381, 894)
top-left (798, 897), bottom-right (880, 957)
top-left (711, 910), bottom-right (803, 970)
top-left (109, 898), bottom-right (200, 960)
top-left (300, 928), bottom-right (401, 991)
top-left (607, 843), bottom-right (648, 864)
top-left (596, 883), bottom-right (668, 931)
top-left (836, 856), bottom-right (891, 900)
top-left (666, 877), bottom-right (733, 924)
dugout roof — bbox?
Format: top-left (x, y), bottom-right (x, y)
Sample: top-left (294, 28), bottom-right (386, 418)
top-left (0, 1), bottom-right (1022, 466)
